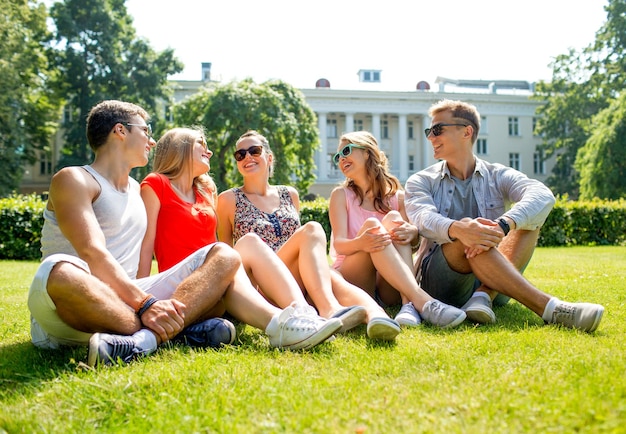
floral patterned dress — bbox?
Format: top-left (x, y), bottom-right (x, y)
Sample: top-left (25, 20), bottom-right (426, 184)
top-left (232, 186), bottom-right (300, 252)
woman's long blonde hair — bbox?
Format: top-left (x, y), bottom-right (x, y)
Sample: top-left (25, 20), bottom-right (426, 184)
top-left (339, 131), bottom-right (401, 213)
top-left (153, 127), bottom-right (216, 205)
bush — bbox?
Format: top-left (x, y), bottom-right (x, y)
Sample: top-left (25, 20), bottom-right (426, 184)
top-left (1, 195), bottom-right (624, 260)
top-left (0, 193), bottom-right (46, 260)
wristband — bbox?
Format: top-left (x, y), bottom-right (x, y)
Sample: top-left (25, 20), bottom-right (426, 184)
top-left (137, 296), bottom-right (158, 317)
top-left (497, 218), bottom-right (510, 236)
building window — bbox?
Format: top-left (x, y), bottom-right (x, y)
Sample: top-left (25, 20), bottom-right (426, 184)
top-left (509, 153), bottom-right (520, 170)
top-left (480, 116), bottom-right (487, 134)
top-left (534, 150), bottom-right (545, 175)
top-left (359, 69), bottom-right (381, 83)
top-left (381, 119), bottom-right (389, 139)
top-left (327, 119), bottom-right (337, 138)
top-left (408, 121), bottom-right (414, 139)
top-left (508, 117), bottom-right (520, 136)
top-left (408, 155), bottom-right (415, 171)
top-left (354, 119), bottom-right (363, 131)
top-left (39, 153), bottom-right (52, 175)
top-left (476, 138), bottom-right (487, 155)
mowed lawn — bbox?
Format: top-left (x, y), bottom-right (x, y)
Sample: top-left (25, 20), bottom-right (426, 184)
top-left (0, 246), bottom-right (625, 433)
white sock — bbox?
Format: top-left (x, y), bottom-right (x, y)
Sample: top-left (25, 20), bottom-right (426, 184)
top-left (132, 329), bottom-right (158, 352)
top-left (472, 292), bottom-right (491, 301)
top-left (541, 297), bottom-right (560, 322)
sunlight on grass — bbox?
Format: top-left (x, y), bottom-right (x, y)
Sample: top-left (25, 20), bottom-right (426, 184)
top-left (1, 247), bottom-right (625, 433)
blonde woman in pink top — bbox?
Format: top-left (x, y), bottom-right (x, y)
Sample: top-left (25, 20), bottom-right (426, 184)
top-left (329, 131), bottom-right (466, 328)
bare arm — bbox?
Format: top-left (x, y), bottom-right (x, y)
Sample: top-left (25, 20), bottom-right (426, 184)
top-left (49, 167), bottom-right (148, 310)
top-left (216, 190), bottom-right (235, 247)
top-left (137, 184), bottom-right (160, 278)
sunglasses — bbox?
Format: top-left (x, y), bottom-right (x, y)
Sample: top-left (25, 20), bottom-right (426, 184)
top-left (123, 123), bottom-right (153, 138)
top-left (333, 143), bottom-right (366, 165)
top-left (234, 145), bottom-right (264, 161)
top-left (424, 123), bottom-right (468, 138)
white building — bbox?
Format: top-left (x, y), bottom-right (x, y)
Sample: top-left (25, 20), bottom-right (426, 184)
top-left (19, 64), bottom-right (551, 198)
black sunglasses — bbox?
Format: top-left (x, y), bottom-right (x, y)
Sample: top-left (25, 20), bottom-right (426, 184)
top-left (234, 145), bottom-right (264, 161)
top-left (333, 143), bottom-right (366, 165)
top-left (424, 123), bottom-right (468, 138)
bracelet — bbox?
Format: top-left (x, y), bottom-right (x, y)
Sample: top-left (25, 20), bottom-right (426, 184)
top-left (134, 294), bottom-right (152, 314)
top-left (497, 218), bottom-right (510, 236)
top-left (137, 296), bottom-right (158, 317)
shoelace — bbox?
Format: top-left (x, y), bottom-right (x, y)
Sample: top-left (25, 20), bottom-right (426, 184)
top-left (106, 337), bottom-right (143, 363)
top-left (277, 309), bottom-right (320, 347)
top-left (552, 304), bottom-right (575, 321)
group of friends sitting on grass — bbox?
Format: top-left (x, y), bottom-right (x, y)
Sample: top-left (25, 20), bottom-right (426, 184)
top-left (27, 99), bottom-right (605, 366)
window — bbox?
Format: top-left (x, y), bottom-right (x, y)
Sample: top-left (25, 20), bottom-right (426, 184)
top-left (534, 151), bottom-right (545, 174)
top-left (408, 155), bottom-right (415, 171)
top-left (476, 138), bottom-right (487, 155)
top-left (408, 121), bottom-right (414, 139)
top-left (326, 119), bottom-right (337, 138)
top-left (508, 117), bottom-right (520, 136)
top-left (359, 69), bottom-right (381, 83)
top-left (381, 119), bottom-right (389, 139)
top-left (509, 153), bottom-right (520, 170)
top-left (354, 119), bottom-right (363, 131)
top-left (39, 153), bottom-right (52, 175)
top-left (480, 116), bottom-right (488, 133)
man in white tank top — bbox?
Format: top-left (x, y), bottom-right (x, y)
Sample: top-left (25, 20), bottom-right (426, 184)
top-left (28, 100), bottom-right (341, 366)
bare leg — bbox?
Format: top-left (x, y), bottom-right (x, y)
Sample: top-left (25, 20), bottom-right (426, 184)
top-left (329, 270), bottom-right (389, 322)
top-left (277, 222), bottom-right (344, 317)
top-left (234, 233), bottom-right (309, 308)
top-left (48, 261), bottom-right (141, 335)
top-left (442, 240), bottom-right (550, 316)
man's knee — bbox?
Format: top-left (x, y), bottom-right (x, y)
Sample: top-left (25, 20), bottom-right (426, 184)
top-left (206, 242), bottom-right (241, 272)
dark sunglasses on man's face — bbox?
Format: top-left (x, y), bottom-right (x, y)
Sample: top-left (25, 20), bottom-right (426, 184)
top-left (424, 123), bottom-right (468, 138)
top-left (333, 143), bottom-right (366, 165)
top-left (234, 145), bottom-right (264, 162)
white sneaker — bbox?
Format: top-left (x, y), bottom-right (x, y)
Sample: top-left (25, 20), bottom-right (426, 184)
top-left (548, 301), bottom-right (604, 332)
top-left (266, 304), bottom-right (342, 350)
top-left (461, 295), bottom-right (496, 324)
top-left (421, 300), bottom-right (466, 329)
top-left (394, 302), bottom-right (422, 326)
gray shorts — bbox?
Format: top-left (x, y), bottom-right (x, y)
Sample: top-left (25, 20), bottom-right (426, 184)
top-left (419, 245), bottom-right (510, 308)
top-left (28, 245), bottom-right (214, 349)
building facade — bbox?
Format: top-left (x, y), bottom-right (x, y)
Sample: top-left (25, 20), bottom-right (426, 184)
top-left (19, 66), bottom-right (551, 199)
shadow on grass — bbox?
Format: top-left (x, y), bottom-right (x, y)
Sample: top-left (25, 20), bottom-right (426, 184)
top-left (0, 340), bottom-right (86, 397)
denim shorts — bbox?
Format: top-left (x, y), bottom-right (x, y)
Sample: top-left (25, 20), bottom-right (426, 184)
top-left (28, 245), bottom-right (214, 349)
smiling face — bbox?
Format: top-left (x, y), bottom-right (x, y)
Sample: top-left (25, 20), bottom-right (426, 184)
top-left (191, 135), bottom-right (212, 177)
top-left (335, 139), bottom-right (368, 177)
top-left (235, 136), bottom-right (270, 177)
top-left (124, 115), bottom-right (156, 167)
top-left (427, 110), bottom-right (472, 162)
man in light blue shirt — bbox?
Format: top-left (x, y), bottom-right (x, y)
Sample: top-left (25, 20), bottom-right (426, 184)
top-left (404, 99), bottom-right (604, 332)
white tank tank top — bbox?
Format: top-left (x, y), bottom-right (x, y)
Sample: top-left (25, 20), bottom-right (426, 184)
top-left (40, 165), bottom-right (147, 278)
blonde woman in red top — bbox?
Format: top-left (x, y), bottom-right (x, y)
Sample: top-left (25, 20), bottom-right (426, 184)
top-left (138, 127), bottom-right (342, 344)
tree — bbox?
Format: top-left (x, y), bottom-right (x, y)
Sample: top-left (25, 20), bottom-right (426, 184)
top-left (0, 0), bottom-right (59, 197)
top-left (534, 0), bottom-right (626, 199)
top-left (576, 93), bottom-right (626, 200)
top-left (48, 0), bottom-right (183, 173)
top-left (173, 78), bottom-right (319, 195)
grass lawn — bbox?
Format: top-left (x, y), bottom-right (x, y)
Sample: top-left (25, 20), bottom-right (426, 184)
top-left (0, 246), bottom-right (625, 433)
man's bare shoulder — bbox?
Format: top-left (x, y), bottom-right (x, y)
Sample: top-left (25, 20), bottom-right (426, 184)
top-left (48, 166), bottom-right (100, 208)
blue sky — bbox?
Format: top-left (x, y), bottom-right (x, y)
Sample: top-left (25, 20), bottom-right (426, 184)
top-left (126, 0), bottom-right (608, 91)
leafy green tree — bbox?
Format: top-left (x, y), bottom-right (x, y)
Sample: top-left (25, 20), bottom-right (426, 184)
top-left (534, 0), bottom-right (626, 199)
top-left (173, 78), bottom-right (319, 195)
top-left (0, 0), bottom-right (59, 197)
top-left (48, 0), bottom-right (183, 173)
top-left (576, 93), bottom-right (626, 200)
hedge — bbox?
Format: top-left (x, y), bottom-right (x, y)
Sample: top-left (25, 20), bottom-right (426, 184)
top-left (1, 194), bottom-right (625, 260)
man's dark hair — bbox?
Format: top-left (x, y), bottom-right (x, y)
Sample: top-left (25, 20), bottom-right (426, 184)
top-left (86, 100), bottom-right (149, 151)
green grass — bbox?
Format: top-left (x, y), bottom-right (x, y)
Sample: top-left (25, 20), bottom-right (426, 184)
top-left (1, 247), bottom-right (625, 433)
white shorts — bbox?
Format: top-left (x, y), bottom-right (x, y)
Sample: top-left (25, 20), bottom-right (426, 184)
top-left (28, 245), bottom-right (215, 349)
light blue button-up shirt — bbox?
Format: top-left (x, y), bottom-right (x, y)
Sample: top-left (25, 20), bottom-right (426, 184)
top-left (405, 157), bottom-right (555, 269)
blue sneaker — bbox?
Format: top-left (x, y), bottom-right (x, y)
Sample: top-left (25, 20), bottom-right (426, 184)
top-left (88, 333), bottom-right (152, 366)
top-left (173, 318), bottom-right (236, 348)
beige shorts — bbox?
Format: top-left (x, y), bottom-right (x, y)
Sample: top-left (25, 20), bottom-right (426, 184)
top-left (28, 246), bottom-right (215, 349)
